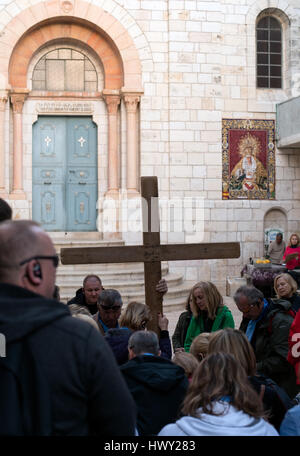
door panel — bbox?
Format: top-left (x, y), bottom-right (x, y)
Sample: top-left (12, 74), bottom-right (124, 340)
top-left (66, 118), bottom-right (97, 231)
top-left (32, 116), bottom-right (97, 231)
top-left (68, 187), bottom-right (97, 229)
top-left (32, 117), bottom-right (66, 230)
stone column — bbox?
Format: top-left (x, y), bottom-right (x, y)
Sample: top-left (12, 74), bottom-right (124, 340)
top-left (103, 93), bottom-right (121, 195)
top-left (124, 94), bottom-right (140, 195)
top-left (0, 93), bottom-right (8, 193)
top-left (10, 90), bottom-right (28, 195)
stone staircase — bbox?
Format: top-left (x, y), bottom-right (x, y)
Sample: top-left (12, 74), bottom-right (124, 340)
top-left (50, 233), bottom-right (193, 311)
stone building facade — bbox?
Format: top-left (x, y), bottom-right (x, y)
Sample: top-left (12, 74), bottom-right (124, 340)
top-left (0, 0), bottom-right (299, 293)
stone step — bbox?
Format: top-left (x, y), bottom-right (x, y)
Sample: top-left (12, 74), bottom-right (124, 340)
top-left (57, 273), bottom-right (183, 294)
top-left (52, 237), bottom-right (192, 312)
top-left (56, 263), bottom-right (169, 282)
top-left (50, 232), bottom-right (119, 241)
top-left (54, 239), bottom-right (125, 253)
top-left (60, 280), bottom-right (194, 312)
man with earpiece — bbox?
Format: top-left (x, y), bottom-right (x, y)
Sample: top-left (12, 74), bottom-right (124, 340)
top-left (0, 220), bottom-right (136, 436)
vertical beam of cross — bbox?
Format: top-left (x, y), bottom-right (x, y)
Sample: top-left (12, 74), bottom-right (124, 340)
top-left (141, 177), bottom-right (162, 334)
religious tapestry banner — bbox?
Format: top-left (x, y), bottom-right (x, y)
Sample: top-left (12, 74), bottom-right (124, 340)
top-left (222, 119), bottom-right (275, 200)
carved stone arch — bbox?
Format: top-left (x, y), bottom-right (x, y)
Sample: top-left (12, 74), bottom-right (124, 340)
top-left (256, 7), bottom-right (290, 25)
top-left (2, 2), bottom-right (143, 91)
top-left (8, 19), bottom-right (125, 91)
top-left (3, 1), bottom-right (143, 200)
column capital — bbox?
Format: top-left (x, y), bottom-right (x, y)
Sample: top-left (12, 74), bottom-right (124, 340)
top-left (103, 94), bottom-right (121, 115)
top-left (123, 94), bottom-right (140, 113)
top-left (0, 93), bottom-right (8, 112)
top-left (10, 90), bottom-right (29, 113)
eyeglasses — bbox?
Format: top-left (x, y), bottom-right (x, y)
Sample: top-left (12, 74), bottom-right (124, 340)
top-left (99, 304), bottom-right (121, 312)
top-left (19, 255), bottom-right (59, 268)
top-left (237, 302), bottom-right (257, 314)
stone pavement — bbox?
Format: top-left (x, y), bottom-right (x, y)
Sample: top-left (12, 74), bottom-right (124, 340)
top-left (165, 296), bottom-right (242, 344)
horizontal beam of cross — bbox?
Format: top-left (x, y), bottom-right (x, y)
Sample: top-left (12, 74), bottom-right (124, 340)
top-left (60, 242), bottom-right (240, 265)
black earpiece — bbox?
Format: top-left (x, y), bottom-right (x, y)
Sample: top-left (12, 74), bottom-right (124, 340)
top-left (33, 262), bottom-right (42, 279)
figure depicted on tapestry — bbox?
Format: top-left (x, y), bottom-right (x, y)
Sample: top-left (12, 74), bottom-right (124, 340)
top-left (222, 119), bottom-right (275, 200)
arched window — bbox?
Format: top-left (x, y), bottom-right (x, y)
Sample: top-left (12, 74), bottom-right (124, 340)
top-left (32, 48), bottom-right (98, 92)
top-left (256, 16), bottom-right (282, 89)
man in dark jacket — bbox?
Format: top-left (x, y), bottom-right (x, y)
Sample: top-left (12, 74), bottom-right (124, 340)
top-left (67, 274), bottom-right (103, 315)
top-left (234, 285), bottom-right (298, 399)
top-left (0, 220), bottom-right (136, 435)
top-left (121, 330), bottom-right (188, 435)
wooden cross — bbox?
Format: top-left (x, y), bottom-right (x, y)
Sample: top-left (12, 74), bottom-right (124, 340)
top-left (60, 176), bottom-right (240, 334)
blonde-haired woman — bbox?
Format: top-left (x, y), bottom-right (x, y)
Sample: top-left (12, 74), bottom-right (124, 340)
top-left (105, 301), bottom-right (172, 364)
top-left (273, 273), bottom-right (300, 314)
top-left (158, 352), bottom-right (278, 436)
top-left (119, 301), bottom-right (151, 330)
top-left (172, 352), bottom-right (199, 382)
top-left (184, 281), bottom-right (234, 352)
top-left (189, 332), bottom-right (211, 361)
top-left (282, 233), bottom-right (300, 270)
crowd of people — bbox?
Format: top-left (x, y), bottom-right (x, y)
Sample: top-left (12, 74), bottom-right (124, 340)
top-left (0, 200), bottom-right (300, 437)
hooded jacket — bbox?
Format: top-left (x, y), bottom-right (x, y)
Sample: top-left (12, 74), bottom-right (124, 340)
top-left (240, 298), bottom-right (298, 398)
top-left (158, 401), bottom-right (278, 436)
top-left (67, 287), bottom-right (98, 315)
top-left (121, 354), bottom-right (188, 436)
top-left (287, 309), bottom-right (300, 386)
top-left (105, 328), bottom-right (172, 365)
top-left (0, 283), bottom-right (136, 435)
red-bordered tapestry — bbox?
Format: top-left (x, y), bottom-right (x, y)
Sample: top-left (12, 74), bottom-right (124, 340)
top-left (222, 119), bottom-right (275, 200)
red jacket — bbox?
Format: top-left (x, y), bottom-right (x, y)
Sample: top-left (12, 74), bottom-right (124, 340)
top-left (287, 310), bottom-right (300, 385)
top-left (282, 246), bottom-right (300, 270)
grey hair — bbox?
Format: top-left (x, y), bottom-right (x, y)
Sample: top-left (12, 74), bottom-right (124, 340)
top-left (98, 289), bottom-right (122, 307)
top-left (68, 304), bottom-right (92, 317)
top-left (233, 285), bottom-right (264, 307)
top-left (128, 330), bottom-right (160, 356)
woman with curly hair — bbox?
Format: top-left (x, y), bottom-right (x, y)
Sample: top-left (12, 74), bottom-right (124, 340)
top-left (158, 352), bottom-right (278, 436)
top-left (184, 281), bottom-right (234, 352)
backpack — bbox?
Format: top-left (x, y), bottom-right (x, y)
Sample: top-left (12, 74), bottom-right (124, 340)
top-left (0, 339), bottom-right (52, 435)
top-left (268, 307), bottom-right (297, 334)
top-left (257, 375), bottom-right (296, 412)
top-left (251, 374), bottom-right (295, 430)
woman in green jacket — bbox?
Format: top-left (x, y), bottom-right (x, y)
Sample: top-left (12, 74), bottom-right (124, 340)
top-left (184, 281), bottom-right (234, 352)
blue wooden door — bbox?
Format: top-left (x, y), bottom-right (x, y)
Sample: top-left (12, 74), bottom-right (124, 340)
top-left (66, 118), bottom-right (97, 231)
top-left (32, 116), bottom-right (97, 231)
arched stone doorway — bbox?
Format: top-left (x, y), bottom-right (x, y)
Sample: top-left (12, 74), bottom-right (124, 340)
top-left (263, 207), bottom-right (288, 255)
top-left (2, 5), bottom-right (143, 232)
